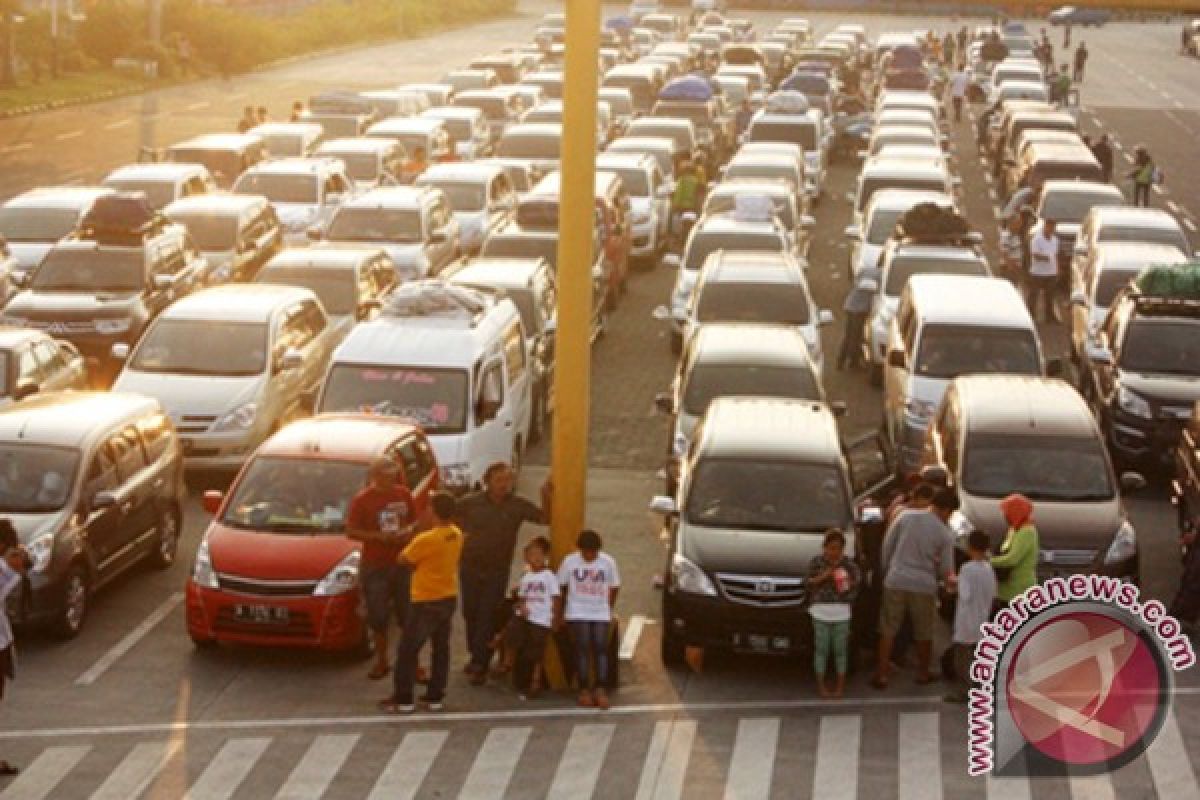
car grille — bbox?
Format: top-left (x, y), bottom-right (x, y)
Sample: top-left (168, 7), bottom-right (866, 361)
top-left (715, 573), bottom-right (807, 608)
top-left (1039, 549), bottom-right (1097, 567)
top-left (26, 319), bottom-right (95, 335)
top-left (1160, 405), bottom-right (1193, 421)
top-left (217, 573), bottom-right (319, 597)
top-left (213, 607), bottom-right (316, 637)
top-left (176, 415), bottom-right (218, 434)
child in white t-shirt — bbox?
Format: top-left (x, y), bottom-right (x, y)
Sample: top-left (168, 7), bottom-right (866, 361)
top-left (506, 537), bottom-right (560, 699)
top-left (945, 530), bottom-right (997, 703)
top-left (557, 529), bottom-right (621, 709)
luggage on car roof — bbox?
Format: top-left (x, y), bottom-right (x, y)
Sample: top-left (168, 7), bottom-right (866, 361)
top-left (381, 280), bottom-right (493, 321)
top-left (1135, 263), bottom-right (1200, 299)
top-left (659, 75), bottom-right (715, 102)
top-left (895, 203), bottom-right (970, 242)
top-left (78, 192), bottom-right (166, 245)
top-left (764, 90), bottom-right (809, 114)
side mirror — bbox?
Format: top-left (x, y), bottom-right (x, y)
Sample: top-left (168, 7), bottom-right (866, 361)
top-left (152, 273), bottom-right (176, 290)
top-left (429, 227), bottom-right (449, 244)
top-left (202, 490), bottom-right (224, 515)
top-left (92, 491), bottom-right (118, 511)
top-left (476, 397), bottom-right (501, 422)
top-left (662, 254), bottom-right (682, 269)
top-left (110, 342), bottom-right (130, 361)
top-left (543, 317), bottom-right (558, 335)
top-left (1069, 289), bottom-right (1089, 307)
top-left (799, 215), bottom-right (816, 229)
top-left (818, 309), bottom-right (834, 326)
top-left (1074, 242), bottom-right (1088, 256)
top-left (886, 349), bottom-right (906, 369)
top-left (12, 382), bottom-right (38, 401)
top-left (649, 495), bottom-right (678, 515)
top-left (278, 348), bottom-right (305, 372)
top-left (591, 264), bottom-right (605, 281)
top-left (654, 392), bottom-right (674, 414)
top-left (1119, 472), bottom-right (1147, 494)
top-left (857, 504), bottom-right (884, 525)
top-left (306, 225), bottom-right (323, 241)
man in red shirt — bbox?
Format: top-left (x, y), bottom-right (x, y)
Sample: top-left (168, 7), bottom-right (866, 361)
top-left (347, 458), bottom-right (416, 680)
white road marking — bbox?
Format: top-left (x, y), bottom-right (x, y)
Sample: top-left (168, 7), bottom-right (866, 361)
top-left (547, 723), bottom-right (615, 799)
top-left (458, 727), bottom-right (530, 799)
top-left (183, 737), bottom-right (271, 800)
top-left (103, 118), bottom-right (133, 130)
top-left (1168, 201), bottom-right (1182, 214)
top-left (1146, 709), bottom-right (1200, 798)
top-left (620, 614), bottom-right (647, 660)
top-left (0, 142), bottom-right (31, 153)
top-left (274, 733), bottom-right (359, 800)
top-left (812, 715), bottom-right (860, 800)
top-left (1153, 185), bottom-right (1166, 196)
top-left (636, 719), bottom-right (697, 800)
top-left (724, 718), bottom-right (779, 800)
top-left (1184, 219), bottom-right (1197, 233)
top-left (366, 731), bottom-right (447, 800)
top-left (1068, 773), bottom-right (1115, 800)
top-left (90, 740), bottom-right (182, 800)
top-left (986, 773), bottom-right (1032, 800)
top-left (55, 129), bottom-right (83, 141)
top-left (0, 745), bottom-right (90, 800)
top-left (1175, 100), bottom-right (1186, 109)
top-left (186, 100), bottom-right (211, 111)
top-left (899, 712), bottom-right (941, 800)
top-left (76, 592), bottom-right (184, 686)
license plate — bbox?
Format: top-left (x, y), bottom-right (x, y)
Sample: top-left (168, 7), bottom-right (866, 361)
top-left (734, 633), bottom-right (790, 653)
top-left (233, 604), bottom-right (289, 625)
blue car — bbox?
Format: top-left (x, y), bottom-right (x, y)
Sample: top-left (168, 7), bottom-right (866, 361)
top-left (1049, 6), bottom-right (1111, 26)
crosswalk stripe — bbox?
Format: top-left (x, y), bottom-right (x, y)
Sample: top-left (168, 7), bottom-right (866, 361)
top-left (0, 745), bottom-right (89, 800)
top-left (899, 712), bottom-right (941, 800)
top-left (546, 723), bottom-right (615, 800)
top-left (724, 718), bottom-right (779, 800)
top-left (90, 740), bottom-right (181, 800)
top-left (274, 733), bottom-right (360, 800)
top-left (458, 727), bottom-right (531, 799)
top-left (812, 715), bottom-right (860, 800)
top-left (1146, 709), bottom-right (1200, 798)
top-left (636, 719), bottom-right (698, 800)
top-left (1068, 773), bottom-right (1115, 800)
top-left (366, 731), bottom-right (448, 800)
top-left (986, 774), bottom-right (1032, 800)
top-left (183, 737), bottom-right (270, 800)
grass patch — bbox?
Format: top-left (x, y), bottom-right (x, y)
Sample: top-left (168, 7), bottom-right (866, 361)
top-left (0, 70), bottom-right (152, 114)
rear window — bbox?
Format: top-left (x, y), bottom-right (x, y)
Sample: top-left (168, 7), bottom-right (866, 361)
top-left (1038, 188), bottom-right (1121, 224)
top-left (747, 120), bottom-right (817, 150)
top-left (858, 178), bottom-right (946, 212)
top-left (696, 282), bottom-right (811, 326)
top-left (914, 325), bottom-right (1040, 378)
top-left (498, 134), bottom-right (560, 159)
top-left (1097, 225), bottom-right (1188, 252)
top-left (0, 206), bottom-right (81, 242)
top-left (884, 255), bottom-right (987, 295)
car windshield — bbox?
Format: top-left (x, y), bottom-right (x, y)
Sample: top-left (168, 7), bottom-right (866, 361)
top-left (696, 283), bottom-right (811, 326)
top-left (103, 180), bottom-right (176, 209)
top-left (602, 166), bottom-right (649, 196)
top-left (221, 456), bottom-right (368, 533)
top-left (681, 363), bottom-right (818, 416)
top-left (31, 248), bottom-right (143, 292)
top-left (747, 121), bottom-right (818, 150)
top-left (866, 207), bottom-right (908, 243)
top-left (859, 178), bottom-right (947, 212)
top-left (686, 459), bottom-right (847, 531)
top-left (0, 444), bottom-right (79, 513)
top-left (261, 134), bottom-right (307, 158)
top-left (327, 208), bottom-right (423, 243)
top-left (963, 433), bottom-right (1113, 501)
top-left (884, 255), bottom-right (987, 295)
top-left (498, 135), bottom-right (560, 158)
top-left (1094, 269), bottom-right (1139, 307)
top-left (421, 181), bottom-right (486, 212)
top-left (132, 319), bottom-right (268, 376)
top-left (914, 326), bottom-right (1040, 378)
top-left (1120, 319), bottom-right (1200, 376)
top-left (684, 231), bottom-right (782, 271)
top-left (1039, 190), bottom-right (1120, 224)
top-left (233, 173), bottom-right (318, 204)
top-left (257, 267), bottom-right (356, 316)
top-left (320, 364), bottom-right (468, 433)
top-left (0, 206), bottom-right (81, 242)
top-left (167, 212), bottom-right (238, 251)
top-left (481, 234), bottom-right (558, 269)
top-left (1098, 225), bottom-right (1188, 252)
top-left (655, 104), bottom-right (713, 127)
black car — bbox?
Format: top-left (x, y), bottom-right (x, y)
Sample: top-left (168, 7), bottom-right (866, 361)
top-left (1078, 282), bottom-right (1200, 470)
top-left (0, 392), bottom-right (186, 636)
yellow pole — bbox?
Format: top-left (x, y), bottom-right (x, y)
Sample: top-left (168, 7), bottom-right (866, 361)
top-left (547, 0), bottom-right (600, 690)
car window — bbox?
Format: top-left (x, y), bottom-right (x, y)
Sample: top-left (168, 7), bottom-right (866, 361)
top-left (85, 444), bottom-right (120, 497)
top-left (394, 438), bottom-right (424, 491)
top-left (156, 241), bottom-right (188, 276)
top-left (503, 320), bottom-right (526, 385)
top-left (136, 412), bottom-right (172, 463)
top-left (16, 346), bottom-right (41, 386)
top-left (110, 427), bottom-right (147, 483)
top-left (479, 362), bottom-right (504, 410)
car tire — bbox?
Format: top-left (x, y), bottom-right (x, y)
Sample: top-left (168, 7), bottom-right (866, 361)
top-left (190, 634), bottom-right (218, 650)
top-left (150, 505), bottom-right (182, 570)
top-left (670, 330), bottom-right (682, 355)
top-left (55, 564), bottom-right (89, 639)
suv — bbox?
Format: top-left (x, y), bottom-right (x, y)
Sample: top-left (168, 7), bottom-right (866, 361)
top-left (186, 415), bottom-right (439, 654)
top-left (163, 193), bottom-right (282, 284)
top-left (414, 162), bottom-right (517, 255)
top-left (650, 396), bottom-right (887, 665)
top-left (596, 151), bottom-right (672, 267)
top-left (103, 163), bottom-right (217, 211)
top-left (420, 106), bottom-right (494, 160)
top-left (0, 327), bottom-right (87, 406)
top-left (744, 109), bottom-right (828, 200)
top-left (232, 157), bottom-right (357, 245)
top-left (0, 392), bottom-right (185, 636)
top-left (314, 138), bottom-right (407, 192)
top-left (0, 187), bottom-right (114, 279)
top-left (1078, 281), bottom-right (1200, 469)
top-left (256, 244), bottom-right (395, 331)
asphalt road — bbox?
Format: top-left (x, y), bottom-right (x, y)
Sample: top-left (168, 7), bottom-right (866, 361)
top-left (0, 4), bottom-right (1198, 798)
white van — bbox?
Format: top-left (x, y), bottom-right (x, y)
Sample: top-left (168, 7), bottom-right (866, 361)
top-left (315, 282), bottom-right (532, 491)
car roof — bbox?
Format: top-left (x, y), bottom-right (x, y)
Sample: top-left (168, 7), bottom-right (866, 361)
top-left (1090, 206), bottom-right (1184, 229)
top-left (698, 396), bottom-right (840, 463)
top-left (417, 162), bottom-right (506, 183)
top-left (2, 186), bottom-right (113, 210)
top-left (709, 179), bottom-right (792, 198)
top-left (695, 213), bottom-right (783, 235)
top-left (861, 158), bottom-right (948, 178)
top-left (249, 122), bottom-right (324, 137)
top-left (317, 137), bottom-right (396, 154)
top-left (162, 284), bottom-right (316, 322)
top-left (701, 251), bottom-right (807, 284)
top-left (866, 188), bottom-right (954, 212)
top-left (596, 152), bottom-right (656, 170)
top-left (0, 391), bottom-right (160, 448)
top-left (1093, 242), bottom-right (1191, 270)
top-left (255, 414), bottom-right (423, 462)
top-left (369, 117), bottom-right (444, 134)
top-left (503, 123), bottom-right (563, 137)
top-left (905, 275), bottom-right (1032, 327)
top-left (106, 163), bottom-right (207, 182)
top-left (889, 243), bottom-right (984, 261)
top-left (690, 323), bottom-right (814, 367)
top-left (334, 298), bottom-right (520, 368)
top-left (170, 133), bottom-right (262, 150)
top-left (242, 157), bottom-right (340, 176)
top-left (447, 257), bottom-right (545, 288)
top-left (728, 153), bottom-right (799, 169)
top-left (344, 186), bottom-right (432, 209)
top-left (422, 106), bottom-right (484, 121)
top-left (263, 244), bottom-right (384, 270)
top-left (954, 376), bottom-right (1096, 437)
top-left (1040, 180), bottom-right (1123, 198)
top-left (164, 193), bottom-right (268, 216)
top-left (609, 136), bottom-right (675, 151)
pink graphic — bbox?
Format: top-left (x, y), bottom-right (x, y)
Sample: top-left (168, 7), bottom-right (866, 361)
top-left (430, 403), bottom-right (449, 424)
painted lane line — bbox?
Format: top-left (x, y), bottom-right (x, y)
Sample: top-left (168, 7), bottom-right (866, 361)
top-left (90, 740), bottom-right (182, 800)
top-left (103, 118), bottom-right (133, 130)
top-left (636, 719), bottom-right (697, 800)
top-left (812, 715), bottom-right (860, 800)
top-left (1185, 219), bottom-right (1197, 233)
top-left (1068, 773), bottom-right (1115, 800)
top-left (366, 731), bottom-right (447, 800)
top-left (899, 712), bottom-right (941, 800)
top-left (55, 130), bottom-right (83, 141)
top-left (274, 733), bottom-right (360, 800)
top-left (1, 142), bottom-right (31, 153)
top-left (724, 718), bottom-right (779, 800)
top-left (0, 746), bottom-right (90, 800)
top-left (75, 592), bottom-right (184, 686)
top-left (620, 614), bottom-right (647, 660)
top-left (1145, 709), bottom-right (1200, 798)
top-left (183, 737), bottom-right (271, 800)
top-left (186, 100), bottom-right (211, 111)
top-left (547, 724), bottom-right (615, 800)
top-left (458, 727), bottom-right (531, 799)
top-left (1168, 201), bottom-right (1182, 214)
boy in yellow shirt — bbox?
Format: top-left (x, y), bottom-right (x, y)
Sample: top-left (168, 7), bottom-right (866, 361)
top-left (381, 491), bottom-right (463, 713)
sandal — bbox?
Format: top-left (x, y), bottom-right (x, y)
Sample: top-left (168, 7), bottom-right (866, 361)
top-left (593, 690), bottom-right (610, 710)
top-left (0, 762), bottom-right (17, 777)
top-left (367, 664), bottom-right (391, 681)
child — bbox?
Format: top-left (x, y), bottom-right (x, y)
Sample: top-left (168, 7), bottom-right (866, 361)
top-left (507, 537), bottom-right (560, 699)
top-left (806, 529), bottom-right (860, 698)
top-left (557, 530), bottom-right (620, 709)
top-left (945, 530), bottom-right (997, 703)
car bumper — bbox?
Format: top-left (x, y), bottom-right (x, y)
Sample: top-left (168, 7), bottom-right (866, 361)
top-left (178, 430), bottom-right (265, 471)
top-left (185, 581), bottom-right (366, 651)
top-left (1105, 408), bottom-right (1188, 466)
top-left (663, 589), bottom-right (812, 654)
top-left (12, 569), bottom-right (67, 627)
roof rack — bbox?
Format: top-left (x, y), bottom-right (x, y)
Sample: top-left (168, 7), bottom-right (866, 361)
top-left (379, 280), bottom-right (493, 325)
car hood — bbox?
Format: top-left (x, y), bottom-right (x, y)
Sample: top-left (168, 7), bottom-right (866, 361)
top-left (275, 204), bottom-right (320, 230)
top-left (959, 493), bottom-right (1122, 551)
top-left (207, 523), bottom-right (357, 581)
top-left (6, 242), bottom-right (52, 274)
top-left (113, 371), bottom-right (265, 418)
top-left (5, 510), bottom-right (70, 546)
top-left (682, 521), bottom-right (850, 575)
top-left (6, 290), bottom-right (138, 318)
top-left (1119, 370), bottom-right (1200, 406)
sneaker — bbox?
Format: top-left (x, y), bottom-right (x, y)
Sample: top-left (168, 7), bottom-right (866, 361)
top-left (420, 695), bottom-right (445, 712)
top-left (378, 696), bottom-right (416, 714)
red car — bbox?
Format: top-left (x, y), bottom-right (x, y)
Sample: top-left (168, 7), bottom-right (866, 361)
top-left (185, 414), bottom-right (440, 654)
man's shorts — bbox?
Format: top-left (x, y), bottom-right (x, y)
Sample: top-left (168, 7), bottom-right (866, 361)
top-left (879, 588), bottom-right (937, 641)
top-left (362, 565), bottom-right (410, 632)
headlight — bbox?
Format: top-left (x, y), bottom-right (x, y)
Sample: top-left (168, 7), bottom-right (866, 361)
top-left (27, 531), bottom-right (54, 573)
top-left (212, 402), bottom-right (258, 432)
top-left (670, 552), bottom-right (716, 596)
top-left (1116, 386), bottom-right (1152, 419)
top-left (192, 537), bottom-right (218, 589)
top-left (1104, 521), bottom-right (1137, 565)
top-left (440, 462), bottom-right (472, 489)
top-left (904, 398), bottom-right (938, 422)
top-left (313, 550), bottom-right (361, 596)
top-left (95, 318), bottom-right (132, 335)
top-left (672, 431), bottom-right (688, 457)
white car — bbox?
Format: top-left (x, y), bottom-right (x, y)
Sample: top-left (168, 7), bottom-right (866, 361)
top-left (743, 109), bottom-right (829, 200)
top-left (414, 162), bottom-right (516, 255)
top-left (843, 189), bottom-right (955, 279)
top-left (102, 163), bottom-right (217, 210)
top-left (596, 151), bottom-right (671, 265)
top-left (420, 106), bottom-right (493, 160)
top-left (0, 187), bottom-right (113, 279)
top-left (232, 157), bottom-right (357, 245)
top-left (248, 122), bottom-right (325, 159)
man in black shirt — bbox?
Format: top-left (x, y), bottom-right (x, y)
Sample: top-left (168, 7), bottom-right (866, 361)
top-left (1091, 133), bottom-right (1114, 184)
top-left (457, 462), bottom-right (552, 683)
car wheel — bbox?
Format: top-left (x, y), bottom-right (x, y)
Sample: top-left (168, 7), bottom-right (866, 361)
top-left (670, 330), bottom-right (682, 355)
top-left (56, 564), bottom-right (89, 639)
top-left (190, 634), bottom-right (218, 649)
top-left (151, 505), bottom-right (182, 570)
top-left (661, 621), bottom-right (686, 668)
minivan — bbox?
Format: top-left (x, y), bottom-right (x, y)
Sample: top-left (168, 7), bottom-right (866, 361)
top-left (165, 133), bottom-right (267, 189)
top-left (1003, 141), bottom-right (1103, 199)
top-left (163, 193), bottom-right (283, 284)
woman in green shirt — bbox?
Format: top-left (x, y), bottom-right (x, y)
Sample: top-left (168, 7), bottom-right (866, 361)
top-left (991, 493), bottom-right (1039, 605)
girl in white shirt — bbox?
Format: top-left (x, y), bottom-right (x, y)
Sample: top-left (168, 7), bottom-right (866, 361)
top-left (557, 530), bottom-right (620, 709)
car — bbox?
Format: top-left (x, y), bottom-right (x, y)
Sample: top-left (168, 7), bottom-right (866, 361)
top-left (232, 157), bottom-right (357, 245)
top-left (522, 100), bottom-right (609, 149)
top-left (1073, 206), bottom-right (1195, 267)
top-left (358, 88), bottom-right (431, 119)
top-left (603, 64), bottom-right (663, 115)
top-left (495, 123), bottom-right (563, 184)
top-left (102, 163), bottom-right (217, 211)
top-left (414, 162), bottom-right (517, 255)
top-left (0, 327), bottom-right (87, 406)
top-left (851, 158), bottom-right (958, 225)
top-left (443, 68), bottom-right (499, 94)
top-left (651, 97), bottom-right (734, 163)
top-left (185, 414), bottom-right (440, 654)
top-left (366, 117), bottom-right (454, 175)
top-left (1002, 140), bottom-right (1102, 200)
top-left (864, 126), bottom-right (942, 159)
top-left (453, 89), bottom-right (525, 142)
top-left (300, 93), bottom-right (377, 139)
top-left (843, 189), bottom-right (955, 278)
top-left (165, 133), bottom-right (267, 189)
top-left (163, 193), bottom-right (283, 284)
top-left (0, 187), bottom-right (115, 280)
top-left (467, 53), bottom-right (527, 85)
top-left (596, 151), bottom-right (672, 266)
top-left (397, 82), bottom-right (455, 108)
top-left (597, 87), bottom-right (636, 136)
top-left (421, 107), bottom-right (494, 160)
top-left (0, 391), bottom-right (185, 637)
top-left (248, 122), bottom-right (326, 159)
top-left (605, 136), bottom-right (678, 185)
top-left (112, 285), bottom-right (341, 472)
top-left (721, 153), bottom-right (808, 217)
top-left (314, 137), bottom-right (407, 192)
top-left (744, 109), bottom-right (828, 200)
top-left (702, 179), bottom-right (811, 247)
top-left (255, 244), bottom-right (396, 332)
top-left (1029, 180), bottom-right (1126, 274)
top-left (520, 70), bottom-right (566, 101)
top-left (1049, 6), bottom-right (1111, 26)
top-left (477, 157), bottom-right (538, 194)
top-left (987, 80), bottom-right (1049, 106)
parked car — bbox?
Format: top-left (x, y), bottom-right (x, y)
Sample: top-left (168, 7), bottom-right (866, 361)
top-left (165, 133), bottom-right (267, 189)
top-left (232, 157), bottom-right (357, 245)
top-left (414, 162), bottom-right (517, 255)
top-left (255, 244), bottom-right (396, 332)
top-left (596, 151), bottom-right (672, 267)
top-left (248, 122), bottom-right (326, 159)
top-left (102, 163), bottom-right (217, 211)
top-left (366, 117), bottom-right (454, 178)
top-left (0, 187), bottom-right (114, 280)
top-left (0, 327), bottom-right (87, 406)
top-left (420, 107), bottom-right (494, 160)
top-left (163, 193), bottom-right (283, 284)
top-left (495, 123), bottom-right (563, 183)
top-left (314, 138), bottom-right (407, 192)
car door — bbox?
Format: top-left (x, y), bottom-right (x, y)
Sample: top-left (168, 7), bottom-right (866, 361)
top-left (80, 441), bottom-right (126, 577)
top-left (883, 304), bottom-right (914, 442)
top-left (271, 306), bottom-right (310, 424)
top-left (472, 358), bottom-right (512, 471)
top-left (108, 425), bottom-right (159, 568)
top-left (501, 319), bottom-right (532, 447)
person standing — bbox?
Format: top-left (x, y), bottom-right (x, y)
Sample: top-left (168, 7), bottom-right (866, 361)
top-left (237, 106), bottom-right (257, 133)
top-left (872, 488), bottom-right (960, 689)
top-left (1073, 42), bottom-right (1089, 82)
top-left (1027, 218), bottom-right (1060, 323)
top-left (942, 32), bottom-right (956, 68)
top-left (949, 64), bottom-right (969, 122)
top-left (1063, 22), bottom-right (1072, 49)
top-left (0, 521), bottom-right (26, 776)
top-left (957, 26), bottom-right (968, 58)
top-left (289, 101), bottom-right (305, 122)
top-left (670, 163), bottom-right (702, 246)
top-left (945, 531), bottom-right (996, 703)
top-left (990, 494), bottom-right (1041, 607)
top-left (507, 537), bottom-right (560, 699)
top-left (837, 270), bottom-right (876, 370)
top-left (734, 98), bottom-right (754, 136)
top-left (807, 529), bottom-right (860, 698)
top-left (1053, 64), bottom-right (1072, 108)
top-left (1092, 133), bottom-right (1114, 183)
top-left (1130, 146), bottom-right (1156, 207)
top-left (346, 458), bottom-right (416, 681)
top-left (557, 530), bottom-right (620, 709)
top-left (457, 463), bottom-right (551, 685)
top-left (381, 492), bottom-right (463, 714)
